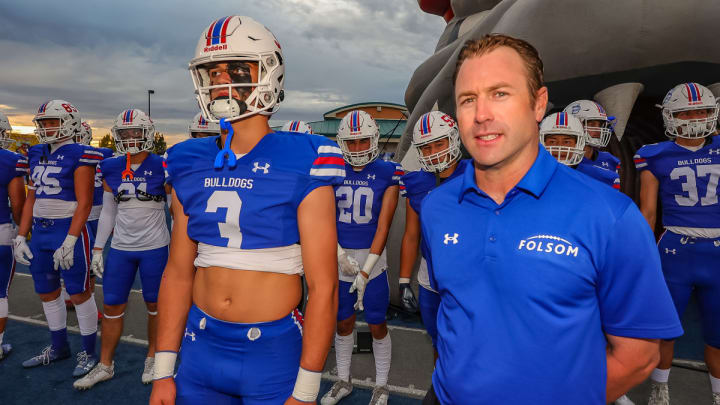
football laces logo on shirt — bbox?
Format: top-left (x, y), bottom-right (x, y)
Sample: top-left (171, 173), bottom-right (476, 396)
top-left (517, 235), bottom-right (578, 257)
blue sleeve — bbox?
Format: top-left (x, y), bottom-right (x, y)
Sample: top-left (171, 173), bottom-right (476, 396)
top-left (633, 144), bottom-right (656, 173)
top-left (302, 137), bottom-right (345, 200)
top-left (597, 203), bottom-right (683, 339)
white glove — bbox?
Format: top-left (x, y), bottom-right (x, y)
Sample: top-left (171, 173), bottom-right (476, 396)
top-left (349, 272), bottom-right (369, 311)
top-left (338, 245), bottom-right (360, 276)
top-left (91, 249), bottom-right (104, 277)
top-left (349, 253), bottom-right (381, 311)
top-left (13, 235), bottom-right (33, 265)
top-left (53, 235), bottom-right (78, 271)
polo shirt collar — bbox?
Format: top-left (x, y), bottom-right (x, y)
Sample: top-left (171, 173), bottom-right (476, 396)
top-left (459, 144), bottom-right (558, 202)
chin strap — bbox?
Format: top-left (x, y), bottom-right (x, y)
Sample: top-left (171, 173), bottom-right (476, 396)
top-left (214, 118), bottom-right (237, 169)
top-left (121, 152), bottom-right (134, 180)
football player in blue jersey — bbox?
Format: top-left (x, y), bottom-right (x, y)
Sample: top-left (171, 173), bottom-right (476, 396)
top-left (281, 120), bottom-right (314, 134)
top-left (74, 109), bottom-right (170, 390)
top-left (635, 83), bottom-right (720, 405)
top-left (189, 112), bottom-right (220, 138)
top-left (320, 109), bottom-right (401, 405)
top-left (13, 100), bottom-right (102, 377)
top-left (0, 111), bottom-right (28, 361)
top-left (151, 16), bottom-right (343, 405)
top-left (398, 111), bottom-right (466, 360)
top-left (564, 99), bottom-right (621, 173)
top-left (540, 112), bottom-right (621, 190)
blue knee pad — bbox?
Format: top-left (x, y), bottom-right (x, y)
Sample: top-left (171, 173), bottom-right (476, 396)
top-left (103, 246), bottom-right (168, 305)
top-left (175, 305), bottom-right (302, 405)
top-left (29, 218), bottom-right (93, 295)
top-left (0, 245), bottom-right (14, 298)
top-left (419, 286), bottom-right (440, 348)
top-left (337, 271), bottom-right (389, 325)
top-left (659, 231), bottom-right (720, 347)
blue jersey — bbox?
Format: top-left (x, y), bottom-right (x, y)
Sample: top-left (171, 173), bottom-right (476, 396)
top-left (635, 136), bottom-right (720, 228)
top-left (576, 159), bottom-right (620, 190)
top-left (93, 147), bottom-right (114, 206)
top-left (335, 159), bottom-right (402, 249)
top-left (166, 132), bottom-right (345, 249)
top-left (0, 150), bottom-right (28, 224)
top-left (584, 150), bottom-right (620, 173)
top-left (28, 143), bottom-right (102, 203)
top-left (420, 147), bottom-right (682, 404)
top-left (100, 153), bottom-right (167, 202)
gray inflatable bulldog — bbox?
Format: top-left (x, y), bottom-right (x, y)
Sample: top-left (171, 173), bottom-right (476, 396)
top-left (398, 0), bottom-right (720, 166)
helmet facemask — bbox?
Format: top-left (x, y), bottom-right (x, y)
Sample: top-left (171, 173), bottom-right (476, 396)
top-left (582, 118), bottom-right (612, 148)
top-left (663, 105), bottom-right (719, 139)
top-left (338, 135), bottom-right (379, 167)
top-left (34, 116), bottom-right (79, 144)
top-left (190, 55), bottom-right (282, 123)
top-left (113, 126), bottom-right (154, 155)
top-left (540, 131), bottom-right (586, 166)
top-left (0, 129), bottom-right (12, 150)
top-left (414, 134), bottom-right (461, 173)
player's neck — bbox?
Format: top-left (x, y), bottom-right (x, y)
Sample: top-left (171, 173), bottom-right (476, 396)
top-left (583, 146), bottom-right (594, 160)
top-left (129, 151), bottom-right (149, 164)
top-left (225, 115), bottom-right (272, 154)
top-left (438, 160), bottom-right (459, 179)
top-left (674, 137), bottom-right (705, 148)
top-left (48, 138), bottom-right (73, 154)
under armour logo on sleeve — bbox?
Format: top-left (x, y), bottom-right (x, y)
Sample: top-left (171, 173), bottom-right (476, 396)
top-left (601, 162), bottom-right (609, 168)
top-left (444, 233), bottom-right (459, 245)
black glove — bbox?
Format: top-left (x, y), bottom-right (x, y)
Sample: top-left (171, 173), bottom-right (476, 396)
top-left (399, 283), bottom-right (419, 313)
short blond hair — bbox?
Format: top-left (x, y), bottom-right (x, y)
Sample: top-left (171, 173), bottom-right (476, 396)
top-left (453, 34), bottom-right (544, 103)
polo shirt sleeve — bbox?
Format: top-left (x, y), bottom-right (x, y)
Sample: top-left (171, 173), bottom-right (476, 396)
top-left (597, 202), bottom-right (683, 339)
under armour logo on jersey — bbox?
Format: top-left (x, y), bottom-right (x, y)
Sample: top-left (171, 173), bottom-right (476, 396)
top-left (144, 170), bottom-right (152, 176)
top-left (709, 148), bottom-right (720, 155)
top-left (444, 233), bottom-right (459, 245)
top-left (184, 329), bottom-right (196, 341)
top-left (367, 174), bottom-right (376, 180)
top-left (601, 162), bottom-right (609, 168)
top-left (57, 155), bottom-right (64, 160)
top-left (665, 248), bottom-right (676, 255)
top-left (252, 162), bottom-right (270, 174)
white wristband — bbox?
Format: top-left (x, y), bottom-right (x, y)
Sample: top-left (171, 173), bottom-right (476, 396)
top-left (362, 253), bottom-right (380, 275)
top-left (292, 367), bottom-right (322, 402)
top-left (153, 351), bottom-right (177, 380)
top-left (399, 277), bottom-right (411, 284)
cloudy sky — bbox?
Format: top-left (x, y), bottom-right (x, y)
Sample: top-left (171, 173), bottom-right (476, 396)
top-left (0, 0), bottom-right (445, 145)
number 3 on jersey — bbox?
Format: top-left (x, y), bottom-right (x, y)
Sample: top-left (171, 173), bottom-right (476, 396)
top-left (336, 186), bottom-right (373, 224)
top-left (206, 190), bottom-right (243, 248)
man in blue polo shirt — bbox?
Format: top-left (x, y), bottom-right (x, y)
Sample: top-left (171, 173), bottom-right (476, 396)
top-left (419, 34), bottom-right (682, 405)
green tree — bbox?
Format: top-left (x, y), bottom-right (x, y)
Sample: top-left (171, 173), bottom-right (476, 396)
top-left (153, 132), bottom-right (167, 155)
top-left (98, 133), bottom-right (116, 151)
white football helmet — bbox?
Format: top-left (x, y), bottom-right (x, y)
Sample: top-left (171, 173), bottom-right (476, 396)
top-left (539, 112), bottom-right (586, 166)
top-left (189, 16), bottom-right (284, 123)
top-left (189, 112), bottom-right (221, 137)
top-left (111, 109), bottom-right (155, 154)
top-left (336, 110), bottom-right (380, 167)
top-left (76, 121), bottom-right (92, 145)
top-left (32, 100), bottom-right (82, 144)
top-left (563, 100), bottom-right (613, 148)
top-left (661, 83), bottom-right (719, 139)
top-left (0, 111), bottom-right (13, 149)
top-left (281, 120), bottom-right (313, 134)
top-left (412, 111), bottom-right (461, 172)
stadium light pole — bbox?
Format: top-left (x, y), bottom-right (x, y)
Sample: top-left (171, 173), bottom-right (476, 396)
top-left (148, 89), bottom-right (155, 117)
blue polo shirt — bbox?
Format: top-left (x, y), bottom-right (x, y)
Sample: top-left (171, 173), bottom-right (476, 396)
top-left (420, 146), bottom-right (682, 405)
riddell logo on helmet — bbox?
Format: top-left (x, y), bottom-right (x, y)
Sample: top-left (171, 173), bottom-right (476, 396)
top-left (204, 44), bottom-right (228, 53)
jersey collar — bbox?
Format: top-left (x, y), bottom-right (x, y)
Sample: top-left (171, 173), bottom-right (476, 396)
top-left (459, 144), bottom-right (558, 203)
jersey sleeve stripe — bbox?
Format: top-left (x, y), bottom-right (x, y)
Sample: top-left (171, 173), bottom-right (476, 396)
top-left (313, 156), bottom-right (345, 166)
top-left (79, 159), bottom-right (101, 164)
top-left (310, 168), bottom-right (345, 177)
top-left (317, 145), bottom-right (342, 155)
top-left (83, 149), bottom-right (104, 156)
top-left (81, 154), bottom-right (103, 160)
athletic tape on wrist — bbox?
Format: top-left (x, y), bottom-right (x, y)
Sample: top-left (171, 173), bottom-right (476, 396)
top-left (292, 367), bottom-right (322, 402)
top-left (399, 277), bottom-right (411, 284)
top-left (153, 351), bottom-right (177, 380)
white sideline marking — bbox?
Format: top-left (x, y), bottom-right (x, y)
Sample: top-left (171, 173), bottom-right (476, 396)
top-left (8, 314), bottom-right (149, 346)
top-left (322, 372), bottom-right (427, 397)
